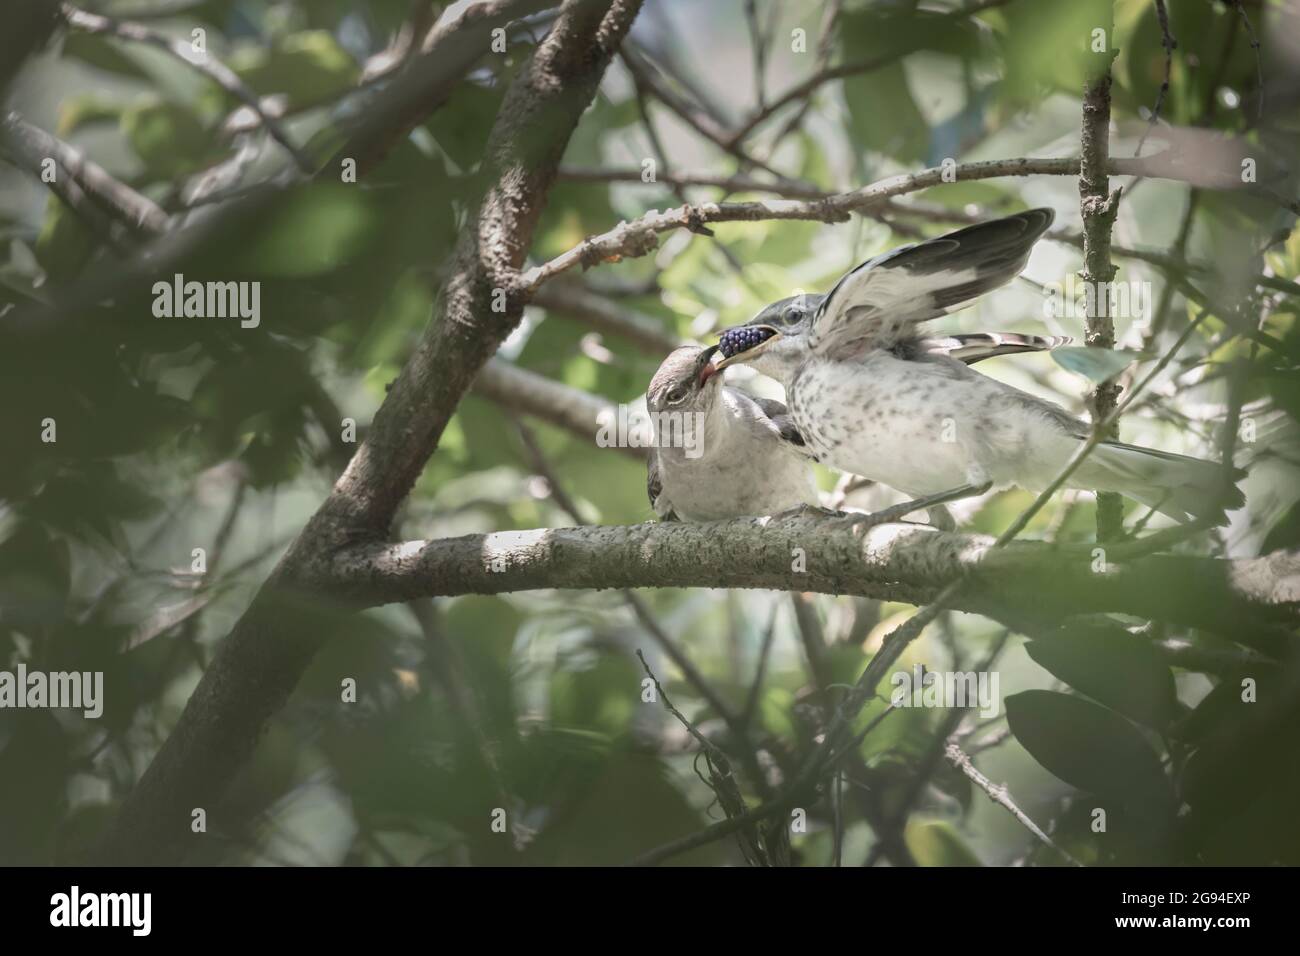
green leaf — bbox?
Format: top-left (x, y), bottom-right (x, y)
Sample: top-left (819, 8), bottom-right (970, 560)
top-left (1025, 623), bottom-right (1178, 729)
top-left (230, 30), bottom-right (358, 111)
top-left (61, 32), bottom-right (151, 81)
top-left (526, 752), bottom-right (724, 865)
top-left (121, 98), bottom-right (218, 179)
top-left (426, 80), bottom-right (503, 170)
top-left (0, 521), bottom-right (70, 629)
top-left (1006, 690), bottom-right (1175, 822)
top-left (998, 0), bottom-right (1112, 103)
top-left (34, 194), bottom-right (98, 281)
top-left (845, 63), bottom-right (928, 165)
top-left (56, 95), bottom-right (124, 137)
top-left (1051, 346), bottom-right (1146, 382)
top-left (549, 652), bottom-right (639, 736)
top-left (904, 819), bottom-right (983, 866)
top-left (232, 183), bottom-right (379, 277)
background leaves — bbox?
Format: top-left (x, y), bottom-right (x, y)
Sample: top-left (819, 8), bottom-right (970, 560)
top-left (0, 0), bottom-right (1297, 866)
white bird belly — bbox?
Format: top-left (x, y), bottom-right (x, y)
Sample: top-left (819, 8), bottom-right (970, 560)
top-left (788, 355), bottom-right (1072, 496)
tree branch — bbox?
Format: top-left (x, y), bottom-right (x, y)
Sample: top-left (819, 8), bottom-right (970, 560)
top-left (1134, 0), bottom-right (1175, 158)
top-left (1079, 8), bottom-right (1123, 541)
top-left (59, 3), bottom-right (313, 172)
top-left (945, 741), bottom-right (1083, 866)
top-left (532, 281), bottom-right (678, 353)
top-left (324, 0), bottom-right (556, 177)
top-left (472, 358), bottom-right (647, 460)
top-left (724, 0), bottom-right (1014, 148)
top-left (96, 0), bottom-right (647, 866)
top-left (521, 152), bottom-right (1290, 291)
top-left (1, 0), bottom-right (62, 97)
top-left (334, 517), bottom-right (1300, 636)
top-left (1, 111), bottom-right (169, 235)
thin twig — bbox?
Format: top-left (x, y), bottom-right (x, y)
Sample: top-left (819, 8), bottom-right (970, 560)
top-left (1227, 0), bottom-right (1264, 120)
top-left (945, 742), bottom-right (1084, 866)
top-left (726, 0), bottom-right (1014, 147)
top-left (59, 3), bottom-right (312, 172)
top-left (1135, 0), bottom-right (1176, 158)
top-left (521, 152), bottom-right (1292, 291)
top-left (636, 650), bottom-right (768, 866)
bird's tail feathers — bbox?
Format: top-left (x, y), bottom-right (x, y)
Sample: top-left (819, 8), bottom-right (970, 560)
top-left (928, 332), bottom-right (1073, 365)
top-left (1084, 440), bottom-right (1246, 524)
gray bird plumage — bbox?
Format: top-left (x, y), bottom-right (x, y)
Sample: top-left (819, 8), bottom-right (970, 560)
top-left (646, 333), bottom-right (1074, 522)
top-left (715, 208), bottom-right (1245, 523)
top-left (646, 345), bottom-right (818, 522)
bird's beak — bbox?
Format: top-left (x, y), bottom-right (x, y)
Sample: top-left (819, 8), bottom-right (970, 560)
top-left (696, 344), bottom-right (721, 387)
top-left (714, 325), bottom-right (781, 370)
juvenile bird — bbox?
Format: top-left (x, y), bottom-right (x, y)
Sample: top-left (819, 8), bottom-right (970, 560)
top-left (646, 344), bottom-right (817, 521)
top-left (715, 208), bottom-right (1244, 523)
top-left (646, 332), bottom-right (1072, 522)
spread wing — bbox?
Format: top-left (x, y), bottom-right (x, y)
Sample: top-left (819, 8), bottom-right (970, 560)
top-left (808, 208), bottom-right (1055, 355)
top-left (646, 453), bottom-right (679, 521)
top-left (923, 331), bottom-right (1072, 365)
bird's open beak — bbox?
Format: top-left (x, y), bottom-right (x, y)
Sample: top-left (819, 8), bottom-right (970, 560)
top-left (691, 343), bottom-right (722, 390)
top-left (714, 325), bottom-right (781, 370)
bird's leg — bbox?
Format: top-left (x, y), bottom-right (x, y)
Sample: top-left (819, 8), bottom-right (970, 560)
top-left (900, 481), bottom-right (993, 518)
top-left (827, 482), bottom-right (993, 531)
top-left (767, 502), bottom-right (840, 522)
top-left (927, 504), bottom-right (956, 531)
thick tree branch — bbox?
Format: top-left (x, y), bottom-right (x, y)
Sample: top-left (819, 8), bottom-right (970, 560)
top-left (333, 517), bottom-right (1300, 636)
top-left (1, 0), bottom-right (61, 97)
top-left (325, 0), bottom-right (556, 177)
top-left (1, 111), bottom-right (169, 235)
top-left (97, 0), bottom-right (645, 866)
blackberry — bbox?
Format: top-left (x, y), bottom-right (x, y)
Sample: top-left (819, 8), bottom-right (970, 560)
top-left (719, 326), bottom-right (775, 358)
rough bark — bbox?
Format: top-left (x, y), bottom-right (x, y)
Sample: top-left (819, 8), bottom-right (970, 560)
top-left (1079, 4), bottom-right (1124, 541)
top-left (95, 0), bottom-right (646, 866)
top-left (334, 516), bottom-right (1300, 641)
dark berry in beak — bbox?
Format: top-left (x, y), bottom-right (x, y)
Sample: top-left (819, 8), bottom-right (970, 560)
top-left (718, 326), bottom-right (776, 358)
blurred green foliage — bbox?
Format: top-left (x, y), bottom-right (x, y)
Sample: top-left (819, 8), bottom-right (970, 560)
top-left (1, 0), bottom-right (1297, 867)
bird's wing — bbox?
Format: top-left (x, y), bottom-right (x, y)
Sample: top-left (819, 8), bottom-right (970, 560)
top-left (809, 208), bottom-right (1055, 355)
top-left (750, 395), bottom-right (810, 450)
top-left (731, 389), bottom-right (817, 459)
top-left (646, 453), bottom-right (679, 521)
top-left (923, 332), bottom-right (1072, 365)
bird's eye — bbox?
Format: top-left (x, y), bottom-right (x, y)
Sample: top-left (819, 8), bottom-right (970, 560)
top-left (783, 307), bottom-right (804, 326)
top-left (666, 386), bottom-right (688, 405)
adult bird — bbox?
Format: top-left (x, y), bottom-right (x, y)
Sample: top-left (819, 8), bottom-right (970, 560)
top-left (645, 331), bottom-right (1074, 522)
top-left (713, 208), bottom-right (1244, 523)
